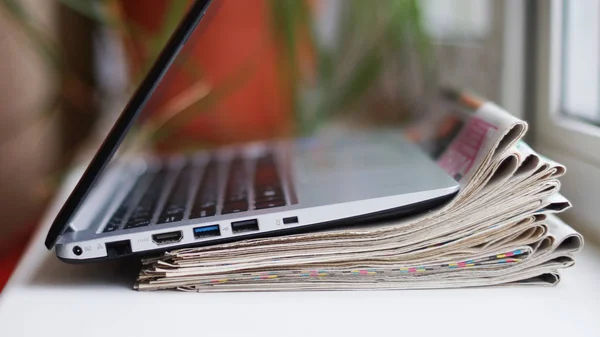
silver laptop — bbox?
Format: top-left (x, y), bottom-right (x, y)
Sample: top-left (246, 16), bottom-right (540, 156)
top-left (44, 0), bottom-right (459, 262)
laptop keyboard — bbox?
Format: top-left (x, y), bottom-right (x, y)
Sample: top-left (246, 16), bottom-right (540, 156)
top-left (102, 152), bottom-right (287, 233)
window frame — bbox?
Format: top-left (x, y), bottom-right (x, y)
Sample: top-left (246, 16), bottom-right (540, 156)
top-left (532, 0), bottom-right (600, 239)
top-left (534, 0), bottom-right (600, 165)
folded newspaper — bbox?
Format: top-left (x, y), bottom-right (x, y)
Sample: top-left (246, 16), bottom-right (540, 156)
top-left (135, 90), bottom-right (583, 292)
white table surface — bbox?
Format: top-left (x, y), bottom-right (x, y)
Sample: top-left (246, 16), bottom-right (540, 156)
top-left (1, 175), bottom-right (599, 337)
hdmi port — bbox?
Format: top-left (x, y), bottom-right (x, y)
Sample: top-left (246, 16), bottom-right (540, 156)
top-left (152, 231), bottom-right (183, 245)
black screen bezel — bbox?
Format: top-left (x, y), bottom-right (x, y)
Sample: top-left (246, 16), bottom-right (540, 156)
top-left (44, 0), bottom-right (213, 249)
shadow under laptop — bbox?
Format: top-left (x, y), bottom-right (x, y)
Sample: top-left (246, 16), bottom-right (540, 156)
top-left (28, 254), bottom-right (141, 288)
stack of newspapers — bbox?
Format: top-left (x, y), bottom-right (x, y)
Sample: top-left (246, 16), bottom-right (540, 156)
top-left (135, 91), bottom-right (583, 292)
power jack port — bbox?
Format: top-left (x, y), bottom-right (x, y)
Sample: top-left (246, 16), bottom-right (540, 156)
top-left (72, 246), bottom-right (83, 256)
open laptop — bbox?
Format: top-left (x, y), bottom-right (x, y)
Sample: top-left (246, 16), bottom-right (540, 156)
top-left (44, 0), bottom-right (459, 263)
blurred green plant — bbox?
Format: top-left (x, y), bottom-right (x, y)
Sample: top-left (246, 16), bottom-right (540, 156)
top-left (269, 0), bottom-right (433, 133)
top-left (0, 0), bottom-right (433, 149)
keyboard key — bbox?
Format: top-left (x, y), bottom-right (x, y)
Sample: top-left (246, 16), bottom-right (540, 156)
top-left (190, 205), bottom-right (216, 218)
top-left (124, 217), bottom-right (150, 229)
top-left (226, 192), bottom-right (247, 202)
top-left (222, 201), bottom-right (249, 214)
top-left (157, 166), bottom-right (191, 225)
top-left (254, 196), bottom-right (283, 203)
top-left (255, 186), bottom-right (283, 199)
top-left (124, 170), bottom-right (167, 229)
top-left (255, 199), bottom-right (286, 209)
top-left (164, 206), bottom-right (185, 215)
top-left (222, 156), bottom-right (248, 213)
top-left (158, 213), bottom-right (184, 223)
top-left (103, 224), bottom-right (119, 232)
top-left (190, 159), bottom-right (219, 219)
top-left (130, 210), bottom-right (151, 218)
top-left (128, 219), bottom-right (151, 228)
top-left (197, 201), bottom-right (216, 208)
top-left (254, 170), bottom-right (278, 185)
top-left (128, 216), bottom-right (151, 224)
top-left (252, 153), bottom-right (287, 210)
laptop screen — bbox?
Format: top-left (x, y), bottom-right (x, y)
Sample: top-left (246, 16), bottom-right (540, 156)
top-left (46, 0), bottom-right (431, 248)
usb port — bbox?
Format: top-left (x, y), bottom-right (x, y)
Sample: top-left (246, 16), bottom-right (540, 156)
top-left (151, 231), bottom-right (183, 245)
top-left (231, 219), bottom-right (259, 233)
top-left (193, 225), bottom-right (221, 239)
top-left (283, 216), bottom-right (299, 224)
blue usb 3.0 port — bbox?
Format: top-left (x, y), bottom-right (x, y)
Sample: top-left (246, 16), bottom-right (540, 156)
top-left (193, 225), bottom-right (220, 239)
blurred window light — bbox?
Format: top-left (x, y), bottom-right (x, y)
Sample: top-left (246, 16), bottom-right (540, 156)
top-left (421, 0), bottom-right (492, 41)
top-left (561, 0), bottom-right (600, 125)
